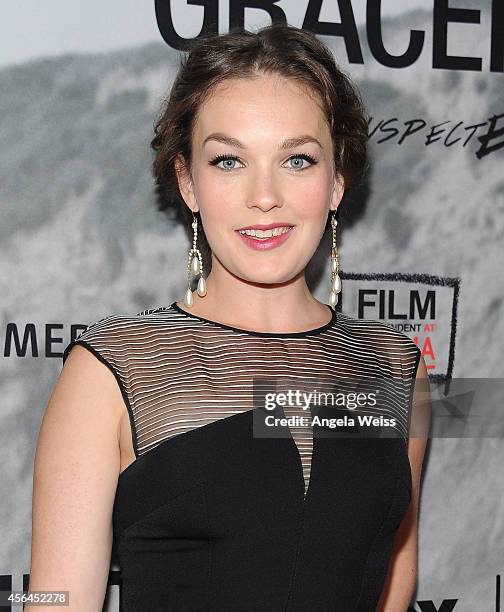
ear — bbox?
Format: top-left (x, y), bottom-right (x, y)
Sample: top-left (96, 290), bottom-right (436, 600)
top-left (330, 171), bottom-right (345, 213)
top-left (174, 154), bottom-right (199, 214)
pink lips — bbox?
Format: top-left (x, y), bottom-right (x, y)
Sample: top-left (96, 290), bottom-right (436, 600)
top-left (235, 226), bottom-right (295, 251)
top-left (236, 222), bottom-right (294, 231)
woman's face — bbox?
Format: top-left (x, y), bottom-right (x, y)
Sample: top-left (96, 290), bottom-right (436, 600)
top-left (177, 73), bottom-right (345, 285)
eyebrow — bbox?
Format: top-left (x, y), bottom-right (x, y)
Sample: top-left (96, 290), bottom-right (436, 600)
top-left (202, 133), bottom-right (323, 150)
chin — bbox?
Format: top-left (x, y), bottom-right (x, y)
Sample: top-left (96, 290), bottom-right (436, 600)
top-left (238, 266), bottom-right (295, 286)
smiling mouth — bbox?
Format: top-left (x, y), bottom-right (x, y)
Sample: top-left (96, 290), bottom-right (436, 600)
top-left (236, 226), bottom-right (293, 239)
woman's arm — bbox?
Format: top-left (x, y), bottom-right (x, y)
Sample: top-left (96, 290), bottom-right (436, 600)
top-left (26, 345), bottom-right (125, 611)
top-left (377, 354), bottom-right (431, 612)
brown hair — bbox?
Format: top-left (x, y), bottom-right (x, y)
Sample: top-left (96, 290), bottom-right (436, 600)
top-left (151, 23), bottom-right (370, 270)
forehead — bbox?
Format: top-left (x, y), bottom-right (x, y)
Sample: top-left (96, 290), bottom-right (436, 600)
top-left (193, 75), bottom-right (330, 147)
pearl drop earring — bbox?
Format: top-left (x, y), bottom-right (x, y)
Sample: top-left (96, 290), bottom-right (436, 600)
top-left (184, 212), bottom-right (207, 308)
top-left (329, 212), bottom-right (341, 308)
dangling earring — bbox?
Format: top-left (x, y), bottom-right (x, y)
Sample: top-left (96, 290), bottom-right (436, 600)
top-left (184, 211), bottom-right (207, 308)
top-left (329, 212), bottom-right (341, 308)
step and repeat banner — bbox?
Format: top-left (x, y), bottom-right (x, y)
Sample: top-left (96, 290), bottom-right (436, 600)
top-left (1, 1), bottom-right (502, 610)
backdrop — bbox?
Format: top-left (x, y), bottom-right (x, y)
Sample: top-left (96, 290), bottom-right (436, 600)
top-left (1, 1), bottom-right (502, 610)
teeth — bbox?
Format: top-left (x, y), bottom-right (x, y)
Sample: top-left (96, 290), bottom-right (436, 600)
top-left (238, 226), bottom-right (292, 238)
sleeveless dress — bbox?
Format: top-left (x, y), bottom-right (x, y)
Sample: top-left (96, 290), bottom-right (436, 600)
top-left (62, 301), bottom-right (421, 611)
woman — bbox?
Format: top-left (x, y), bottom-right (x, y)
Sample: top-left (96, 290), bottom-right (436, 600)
top-left (28, 24), bottom-right (430, 611)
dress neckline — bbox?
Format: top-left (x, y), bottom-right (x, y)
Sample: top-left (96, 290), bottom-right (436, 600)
top-left (169, 300), bottom-right (337, 338)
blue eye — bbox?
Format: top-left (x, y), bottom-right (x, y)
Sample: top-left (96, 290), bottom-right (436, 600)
top-left (208, 154), bottom-right (243, 171)
top-left (209, 153), bottom-right (318, 172)
top-left (286, 154), bottom-right (317, 170)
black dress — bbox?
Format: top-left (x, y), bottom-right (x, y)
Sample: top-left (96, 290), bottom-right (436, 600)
top-left (62, 301), bottom-right (421, 611)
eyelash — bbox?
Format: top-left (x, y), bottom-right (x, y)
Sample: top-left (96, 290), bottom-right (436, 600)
top-left (208, 152), bottom-right (318, 171)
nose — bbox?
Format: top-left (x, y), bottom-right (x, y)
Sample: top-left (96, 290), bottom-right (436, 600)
top-left (245, 169), bottom-right (283, 213)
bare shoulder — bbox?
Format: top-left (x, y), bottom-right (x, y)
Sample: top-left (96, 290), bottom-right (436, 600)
top-left (46, 343), bottom-right (125, 456)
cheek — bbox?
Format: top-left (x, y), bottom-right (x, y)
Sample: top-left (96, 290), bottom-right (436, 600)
top-left (194, 173), bottom-right (234, 227)
top-left (289, 175), bottom-right (331, 221)
top-left (195, 193), bottom-right (235, 252)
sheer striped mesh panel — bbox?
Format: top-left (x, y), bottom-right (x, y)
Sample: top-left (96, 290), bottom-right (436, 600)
top-left (62, 306), bottom-right (421, 494)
